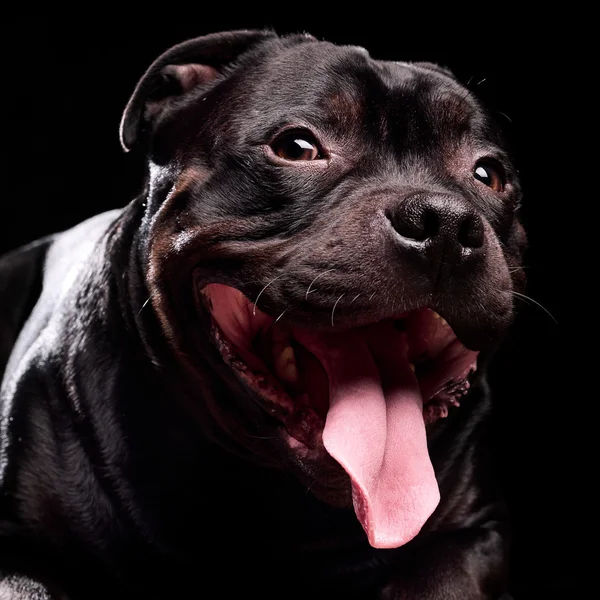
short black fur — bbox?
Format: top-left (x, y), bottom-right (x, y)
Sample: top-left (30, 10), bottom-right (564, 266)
top-left (0, 30), bottom-right (526, 599)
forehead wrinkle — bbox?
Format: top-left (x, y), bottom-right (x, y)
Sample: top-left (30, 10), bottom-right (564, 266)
top-left (234, 41), bottom-right (499, 161)
top-left (243, 46), bottom-right (386, 142)
top-left (374, 62), bottom-right (475, 125)
top-left (382, 74), bottom-right (486, 155)
top-left (425, 85), bottom-right (479, 131)
top-left (318, 81), bottom-right (365, 129)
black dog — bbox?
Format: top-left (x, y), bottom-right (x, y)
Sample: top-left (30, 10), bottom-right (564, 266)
top-left (0, 30), bottom-right (526, 599)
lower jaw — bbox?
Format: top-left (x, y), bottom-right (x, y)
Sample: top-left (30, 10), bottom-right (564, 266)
top-left (285, 439), bottom-right (355, 507)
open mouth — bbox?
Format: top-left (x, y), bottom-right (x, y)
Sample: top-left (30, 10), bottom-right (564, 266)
top-left (200, 283), bottom-right (478, 549)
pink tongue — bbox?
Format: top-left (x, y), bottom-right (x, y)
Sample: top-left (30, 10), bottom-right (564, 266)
top-left (294, 325), bottom-right (440, 549)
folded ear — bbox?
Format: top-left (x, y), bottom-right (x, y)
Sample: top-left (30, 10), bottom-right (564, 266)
top-left (119, 29), bottom-right (276, 152)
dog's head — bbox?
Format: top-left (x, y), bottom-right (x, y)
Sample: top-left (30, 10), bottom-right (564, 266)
top-left (120, 30), bottom-right (526, 549)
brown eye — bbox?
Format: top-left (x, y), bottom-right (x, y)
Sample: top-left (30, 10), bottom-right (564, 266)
top-left (473, 162), bottom-right (505, 192)
top-left (271, 133), bottom-right (322, 161)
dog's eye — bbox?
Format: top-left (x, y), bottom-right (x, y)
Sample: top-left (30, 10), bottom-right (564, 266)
top-left (271, 133), bottom-right (322, 161)
top-left (473, 162), bottom-right (505, 192)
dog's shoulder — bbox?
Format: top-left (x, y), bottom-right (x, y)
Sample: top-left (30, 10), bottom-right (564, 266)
top-left (0, 237), bottom-right (52, 382)
top-left (0, 210), bottom-right (123, 383)
top-left (0, 209), bottom-right (128, 572)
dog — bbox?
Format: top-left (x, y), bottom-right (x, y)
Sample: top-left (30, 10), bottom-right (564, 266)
top-left (0, 30), bottom-right (527, 599)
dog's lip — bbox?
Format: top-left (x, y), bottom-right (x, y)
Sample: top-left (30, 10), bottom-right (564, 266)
top-left (197, 282), bottom-right (479, 445)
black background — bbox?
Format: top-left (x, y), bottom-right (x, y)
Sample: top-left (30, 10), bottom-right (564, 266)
top-left (3, 11), bottom-right (572, 598)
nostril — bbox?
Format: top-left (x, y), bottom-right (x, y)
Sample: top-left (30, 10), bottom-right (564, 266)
top-left (422, 210), bottom-right (439, 240)
top-left (457, 213), bottom-right (484, 248)
top-left (388, 205), bottom-right (439, 242)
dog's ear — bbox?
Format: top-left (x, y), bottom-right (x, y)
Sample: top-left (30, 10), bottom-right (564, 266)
top-left (119, 30), bottom-right (276, 152)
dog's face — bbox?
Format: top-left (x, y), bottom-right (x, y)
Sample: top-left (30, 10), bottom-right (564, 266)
top-left (120, 31), bottom-right (526, 549)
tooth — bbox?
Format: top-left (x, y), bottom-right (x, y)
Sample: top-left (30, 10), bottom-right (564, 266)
top-left (281, 346), bottom-right (295, 364)
top-left (275, 345), bottom-right (298, 384)
top-left (282, 363), bottom-right (298, 384)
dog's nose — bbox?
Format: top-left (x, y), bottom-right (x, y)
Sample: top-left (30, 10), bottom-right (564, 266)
top-left (387, 194), bottom-right (484, 270)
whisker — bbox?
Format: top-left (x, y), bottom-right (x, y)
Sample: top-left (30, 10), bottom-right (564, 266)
top-left (331, 294), bottom-right (345, 327)
top-left (305, 478), bottom-right (317, 496)
top-left (476, 78), bottom-right (487, 86)
top-left (273, 309), bottom-right (288, 324)
top-left (496, 110), bottom-right (513, 124)
top-left (306, 269), bottom-right (335, 299)
top-left (348, 293), bottom-right (362, 305)
top-left (510, 291), bottom-right (558, 324)
top-left (508, 266), bottom-right (532, 273)
top-left (253, 274), bottom-right (284, 316)
top-left (245, 433), bottom-right (281, 441)
top-left (368, 291), bottom-right (377, 302)
top-left (260, 306), bottom-right (292, 337)
top-left (137, 296), bottom-right (152, 317)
